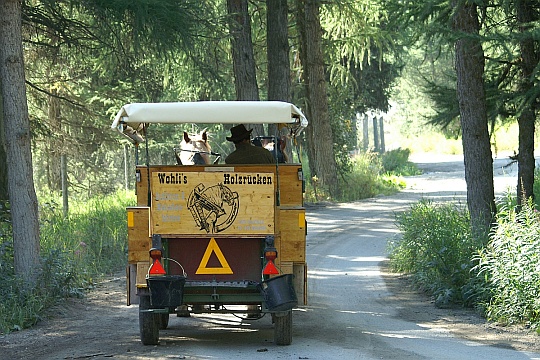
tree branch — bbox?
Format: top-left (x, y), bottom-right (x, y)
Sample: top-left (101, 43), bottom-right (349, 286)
top-left (25, 80), bottom-right (85, 108)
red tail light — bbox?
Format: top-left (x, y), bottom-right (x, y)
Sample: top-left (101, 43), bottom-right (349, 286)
top-left (149, 248), bottom-right (162, 261)
top-left (264, 249), bottom-right (277, 261)
top-left (263, 246), bottom-right (279, 275)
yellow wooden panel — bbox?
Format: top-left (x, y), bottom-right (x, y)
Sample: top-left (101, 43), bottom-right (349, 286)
top-left (128, 251), bottom-right (150, 263)
top-left (129, 239), bottom-right (151, 252)
top-left (281, 233), bottom-right (305, 262)
top-left (274, 233), bottom-right (282, 264)
top-left (127, 207), bottom-right (151, 264)
top-left (278, 208), bottom-right (306, 262)
top-left (150, 171), bottom-right (275, 235)
top-left (136, 262), bottom-right (150, 287)
top-left (135, 167), bottom-right (149, 206)
top-left (279, 208), bottom-right (306, 230)
top-left (137, 164), bottom-right (304, 207)
top-left (126, 265), bottom-right (131, 306)
top-left (276, 166), bottom-right (304, 206)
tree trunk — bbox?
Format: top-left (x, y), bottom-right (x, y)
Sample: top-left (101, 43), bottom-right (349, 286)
top-left (226, 0), bottom-right (264, 137)
top-left (379, 116), bottom-right (385, 153)
top-left (295, 1), bottom-right (317, 178)
top-left (61, 154), bottom-right (68, 218)
top-left (0, 95), bottom-right (8, 201)
top-left (267, 0), bottom-right (290, 139)
top-left (362, 114), bottom-right (369, 151)
top-left (373, 116), bottom-right (379, 152)
top-left (452, 1), bottom-right (495, 238)
top-left (267, 0), bottom-right (290, 102)
top-left (516, 0), bottom-right (537, 207)
top-left (296, 0), bottom-right (339, 197)
top-left (46, 87), bottom-right (62, 192)
top-left (0, 0), bottom-right (41, 286)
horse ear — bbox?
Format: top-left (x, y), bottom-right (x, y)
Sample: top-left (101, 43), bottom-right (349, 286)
top-left (201, 129), bottom-right (208, 142)
top-left (183, 131), bottom-right (190, 143)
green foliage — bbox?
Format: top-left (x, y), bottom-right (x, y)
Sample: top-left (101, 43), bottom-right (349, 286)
top-left (381, 148), bottom-right (421, 175)
top-left (388, 169), bottom-right (540, 321)
top-left (475, 201), bottom-right (540, 330)
top-left (385, 0), bottom-right (540, 139)
top-left (304, 151), bottom-right (408, 203)
top-left (318, 0), bottom-right (401, 165)
top-left (0, 191), bottom-right (135, 334)
top-left (388, 200), bottom-right (486, 307)
top-left (24, 0), bottom-right (234, 199)
top-left (322, 0), bottom-right (400, 113)
top-left (40, 191), bottom-right (135, 275)
top-left (338, 154), bottom-right (393, 201)
top-left (533, 169), bottom-right (540, 209)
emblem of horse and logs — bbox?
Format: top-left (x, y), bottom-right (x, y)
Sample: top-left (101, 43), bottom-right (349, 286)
top-left (151, 171), bottom-right (275, 235)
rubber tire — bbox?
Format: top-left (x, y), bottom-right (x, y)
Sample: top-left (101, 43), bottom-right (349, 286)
top-left (139, 295), bottom-right (159, 345)
top-left (159, 312), bottom-right (170, 330)
top-left (273, 310), bottom-right (292, 345)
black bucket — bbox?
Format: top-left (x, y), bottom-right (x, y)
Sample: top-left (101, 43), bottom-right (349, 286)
top-left (258, 274), bottom-right (298, 312)
top-left (147, 275), bottom-right (186, 308)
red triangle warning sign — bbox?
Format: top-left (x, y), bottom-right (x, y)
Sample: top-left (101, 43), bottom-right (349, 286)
top-left (263, 260), bottom-right (279, 275)
top-left (149, 259), bottom-right (166, 275)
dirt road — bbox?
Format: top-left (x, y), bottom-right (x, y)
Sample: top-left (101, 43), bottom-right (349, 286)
top-left (2, 154), bottom-right (540, 359)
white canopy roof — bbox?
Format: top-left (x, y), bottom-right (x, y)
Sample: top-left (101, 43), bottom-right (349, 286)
top-left (111, 101), bottom-right (308, 144)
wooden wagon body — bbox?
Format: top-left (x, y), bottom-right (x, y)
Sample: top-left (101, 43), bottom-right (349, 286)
top-left (112, 101), bottom-right (308, 345)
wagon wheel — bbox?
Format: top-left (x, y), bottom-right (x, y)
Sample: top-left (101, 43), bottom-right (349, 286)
top-left (273, 310), bottom-right (292, 345)
top-left (139, 294), bottom-right (159, 345)
top-left (159, 312), bottom-right (170, 330)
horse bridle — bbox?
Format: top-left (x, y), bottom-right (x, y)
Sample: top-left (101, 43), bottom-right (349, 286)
top-left (174, 148), bottom-right (221, 165)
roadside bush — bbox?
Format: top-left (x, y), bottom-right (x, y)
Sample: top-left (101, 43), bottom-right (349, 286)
top-left (0, 250), bottom-right (80, 333)
top-left (533, 168), bottom-right (540, 209)
top-left (475, 201), bottom-right (540, 330)
top-left (0, 191), bottom-right (134, 334)
top-left (387, 170), bottom-right (540, 320)
top-left (304, 151), bottom-right (409, 203)
top-left (40, 191), bottom-right (134, 275)
top-left (338, 153), bottom-right (398, 201)
top-left (388, 200), bottom-right (486, 307)
top-left (381, 148), bottom-right (421, 176)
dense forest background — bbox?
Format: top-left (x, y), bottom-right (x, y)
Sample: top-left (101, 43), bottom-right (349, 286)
top-left (0, 0), bottom-right (538, 283)
top-left (0, 0), bottom-right (537, 200)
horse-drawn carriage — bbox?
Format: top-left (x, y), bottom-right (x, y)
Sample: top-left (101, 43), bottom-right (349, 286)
top-left (111, 101), bottom-right (308, 346)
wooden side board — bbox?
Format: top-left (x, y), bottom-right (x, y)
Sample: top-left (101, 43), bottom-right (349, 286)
top-left (274, 207), bottom-right (307, 305)
top-left (127, 207), bottom-right (151, 263)
top-left (276, 207), bottom-right (306, 262)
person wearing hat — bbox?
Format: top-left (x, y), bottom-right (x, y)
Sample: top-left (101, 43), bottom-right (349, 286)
top-left (225, 124), bottom-right (276, 164)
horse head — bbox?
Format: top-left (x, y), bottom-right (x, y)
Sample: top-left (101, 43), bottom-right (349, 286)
top-left (259, 136), bottom-right (289, 163)
top-left (178, 130), bottom-right (212, 165)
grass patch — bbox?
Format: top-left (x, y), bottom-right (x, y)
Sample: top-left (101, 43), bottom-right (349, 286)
top-left (304, 150), bottom-right (414, 203)
top-left (381, 148), bottom-right (422, 176)
top-left (475, 201), bottom-right (540, 330)
top-left (388, 200), bottom-right (486, 307)
top-left (0, 191), bottom-right (135, 334)
top-left (389, 170), bottom-right (540, 329)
